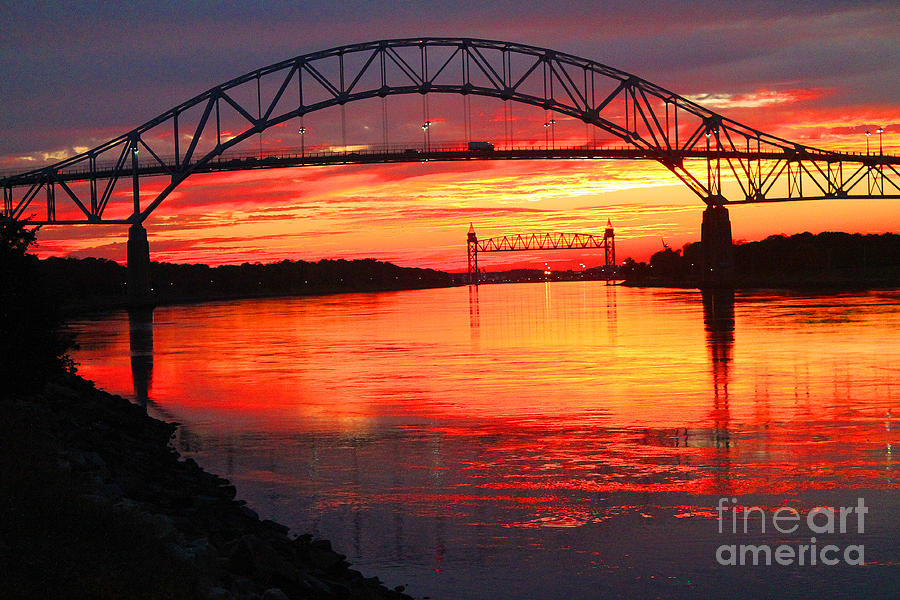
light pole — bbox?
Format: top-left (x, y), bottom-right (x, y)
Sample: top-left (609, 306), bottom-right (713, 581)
top-left (876, 127), bottom-right (885, 155)
top-left (865, 130), bottom-right (871, 155)
top-left (544, 119), bottom-right (557, 149)
top-left (298, 127), bottom-right (306, 157)
top-left (422, 120), bottom-right (431, 152)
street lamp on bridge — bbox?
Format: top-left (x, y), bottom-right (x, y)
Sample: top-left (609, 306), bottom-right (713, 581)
top-left (422, 120), bottom-right (432, 152)
top-left (298, 127), bottom-right (307, 157)
top-left (877, 127), bottom-right (885, 155)
top-left (544, 119), bottom-right (556, 149)
top-left (865, 130), bottom-right (872, 155)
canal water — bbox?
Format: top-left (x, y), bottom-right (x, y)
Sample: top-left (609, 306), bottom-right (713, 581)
top-left (69, 284), bottom-right (899, 599)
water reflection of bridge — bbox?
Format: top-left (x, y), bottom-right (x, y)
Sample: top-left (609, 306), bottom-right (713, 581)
top-left (123, 286), bottom-right (740, 578)
top-left (129, 285), bottom-right (735, 446)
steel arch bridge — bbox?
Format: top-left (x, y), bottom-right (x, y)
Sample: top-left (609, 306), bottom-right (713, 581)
top-left (3, 37), bottom-right (899, 227)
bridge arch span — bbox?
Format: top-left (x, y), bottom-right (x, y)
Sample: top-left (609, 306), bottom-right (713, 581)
top-left (6, 37), bottom-right (895, 228)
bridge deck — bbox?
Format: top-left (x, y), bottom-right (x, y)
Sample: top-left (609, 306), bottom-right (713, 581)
top-left (4, 144), bottom-right (898, 187)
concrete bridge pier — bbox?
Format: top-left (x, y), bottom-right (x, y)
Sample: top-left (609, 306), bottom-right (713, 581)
top-left (127, 222), bottom-right (153, 306)
top-left (701, 204), bottom-right (734, 287)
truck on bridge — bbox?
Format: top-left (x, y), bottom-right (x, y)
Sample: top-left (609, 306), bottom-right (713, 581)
top-left (467, 141), bottom-right (494, 152)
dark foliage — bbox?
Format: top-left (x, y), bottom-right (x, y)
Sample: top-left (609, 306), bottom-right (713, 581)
top-left (35, 256), bottom-right (454, 312)
top-left (623, 232), bottom-right (900, 287)
top-left (0, 219), bottom-right (75, 398)
top-left (149, 257), bottom-right (451, 299)
top-left (734, 232), bottom-right (900, 279)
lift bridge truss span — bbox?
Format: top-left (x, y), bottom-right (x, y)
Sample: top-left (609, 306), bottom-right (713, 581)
top-left (3, 37), bottom-right (900, 226)
top-left (476, 231), bottom-right (611, 252)
top-left (467, 224), bottom-right (615, 284)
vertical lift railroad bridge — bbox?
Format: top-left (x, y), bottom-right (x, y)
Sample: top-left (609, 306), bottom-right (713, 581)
top-left (467, 221), bottom-right (616, 284)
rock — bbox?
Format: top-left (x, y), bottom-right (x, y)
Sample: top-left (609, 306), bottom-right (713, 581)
top-left (238, 505), bottom-right (260, 520)
top-left (170, 537), bottom-right (214, 563)
top-left (310, 538), bottom-right (332, 551)
top-left (100, 482), bottom-right (124, 499)
top-left (308, 545), bottom-right (345, 571)
top-left (231, 577), bottom-right (257, 596)
top-left (142, 512), bottom-right (177, 541)
top-left (111, 500), bottom-right (140, 523)
top-left (227, 534), bottom-right (299, 582)
top-left (205, 587), bottom-right (233, 600)
top-left (169, 543), bottom-right (196, 563)
top-left (193, 494), bottom-right (222, 507)
top-left (261, 588), bottom-right (290, 600)
top-left (77, 493), bottom-right (109, 506)
top-left (12, 375), bottom-right (415, 600)
top-left (261, 520), bottom-right (289, 535)
top-left (84, 450), bottom-right (105, 467)
top-left (301, 573), bottom-right (334, 595)
top-left (70, 452), bottom-right (89, 469)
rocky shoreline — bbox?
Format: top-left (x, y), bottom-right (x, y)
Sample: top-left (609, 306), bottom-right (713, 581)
top-left (1, 374), bottom-right (414, 600)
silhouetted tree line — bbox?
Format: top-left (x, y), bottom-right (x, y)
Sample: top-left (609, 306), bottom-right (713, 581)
top-left (1, 220), bottom-right (75, 397)
top-left (35, 256), bottom-right (454, 310)
top-left (621, 232), bottom-right (900, 287)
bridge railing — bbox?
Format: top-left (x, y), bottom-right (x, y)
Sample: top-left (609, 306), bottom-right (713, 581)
top-left (9, 139), bottom-right (894, 182)
top-left (0, 140), bottom-right (658, 179)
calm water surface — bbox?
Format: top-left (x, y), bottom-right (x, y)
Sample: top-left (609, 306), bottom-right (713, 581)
top-left (70, 284), bottom-right (899, 599)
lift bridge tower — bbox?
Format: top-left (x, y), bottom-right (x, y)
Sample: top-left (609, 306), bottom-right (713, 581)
top-left (467, 221), bottom-right (616, 284)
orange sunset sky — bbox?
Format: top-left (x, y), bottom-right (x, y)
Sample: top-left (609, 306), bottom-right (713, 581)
top-left (2, 1), bottom-right (898, 271)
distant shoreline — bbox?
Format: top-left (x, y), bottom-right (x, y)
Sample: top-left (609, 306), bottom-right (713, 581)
top-left (39, 230), bottom-right (900, 318)
top-left (37, 256), bottom-right (458, 317)
top-left (620, 278), bottom-right (900, 292)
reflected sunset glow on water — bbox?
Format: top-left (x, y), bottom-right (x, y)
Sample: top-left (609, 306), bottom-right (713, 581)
top-left (69, 284), bottom-right (899, 598)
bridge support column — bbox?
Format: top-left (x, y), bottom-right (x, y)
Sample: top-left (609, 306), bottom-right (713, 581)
top-left (467, 223), bottom-right (479, 285)
top-left (127, 223), bottom-right (153, 306)
top-left (701, 204), bottom-right (734, 287)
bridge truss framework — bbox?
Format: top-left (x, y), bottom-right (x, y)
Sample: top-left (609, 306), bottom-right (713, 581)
top-left (467, 223), bottom-right (615, 284)
top-left (2, 37), bottom-right (899, 227)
